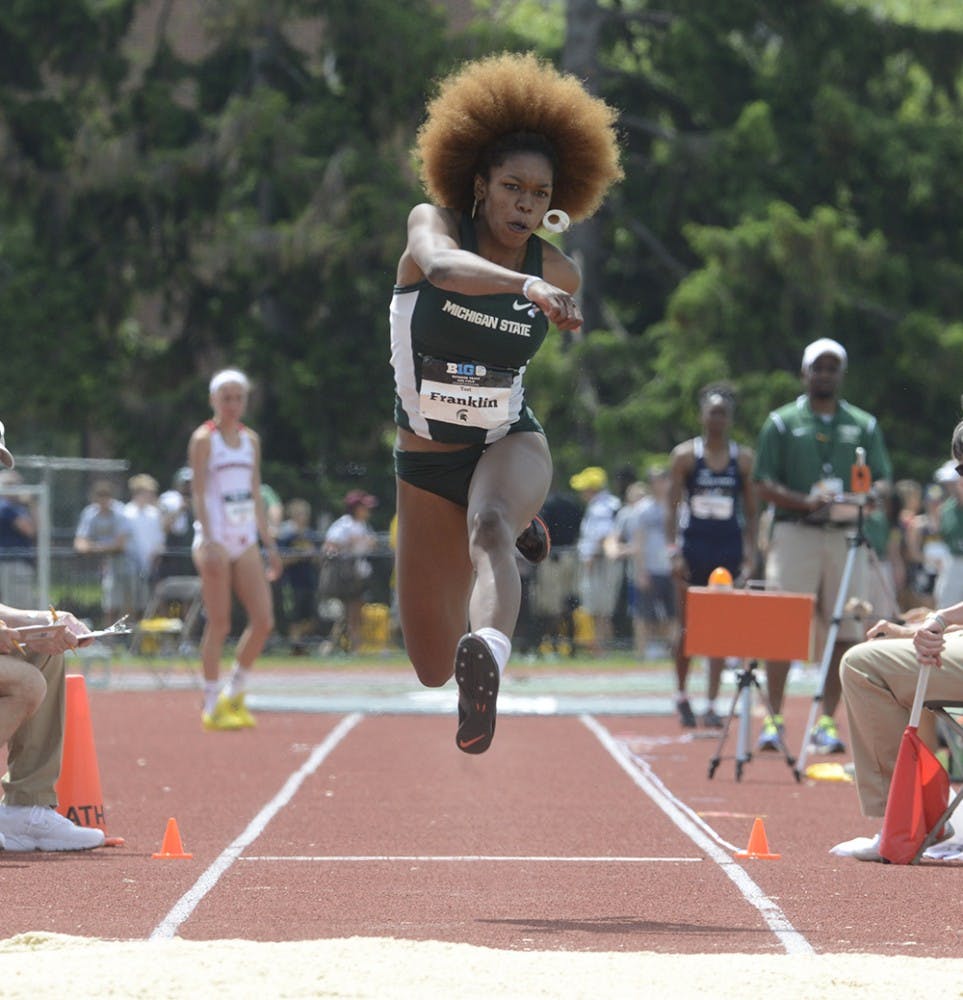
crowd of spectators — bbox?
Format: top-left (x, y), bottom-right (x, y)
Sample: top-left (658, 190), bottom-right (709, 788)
top-left (1, 430), bottom-right (962, 665)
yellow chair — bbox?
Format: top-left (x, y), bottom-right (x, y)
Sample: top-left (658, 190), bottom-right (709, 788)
top-left (131, 576), bottom-right (204, 685)
top-left (358, 603), bottom-right (391, 654)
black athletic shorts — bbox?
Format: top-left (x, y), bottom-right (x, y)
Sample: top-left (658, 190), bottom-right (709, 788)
top-left (393, 444), bottom-right (487, 508)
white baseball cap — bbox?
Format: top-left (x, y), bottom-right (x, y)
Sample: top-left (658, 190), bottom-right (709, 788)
top-left (935, 460), bottom-right (959, 484)
top-left (802, 338), bottom-right (847, 373)
top-left (0, 420), bottom-right (14, 469)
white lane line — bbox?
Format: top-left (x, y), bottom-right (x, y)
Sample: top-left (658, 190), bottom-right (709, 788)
top-left (623, 747), bottom-right (743, 854)
top-left (581, 714), bottom-right (814, 956)
top-left (241, 855), bottom-right (702, 863)
top-left (149, 712), bottom-right (363, 941)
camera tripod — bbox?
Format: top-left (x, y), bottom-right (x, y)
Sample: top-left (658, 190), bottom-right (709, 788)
top-left (684, 581), bottom-right (812, 782)
top-left (792, 494), bottom-right (898, 779)
top-left (707, 657), bottom-right (797, 782)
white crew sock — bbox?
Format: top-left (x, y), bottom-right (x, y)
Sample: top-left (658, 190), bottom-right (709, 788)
top-left (473, 627), bottom-right (512, 676)
top-left (203, 681), bottom-right (221, 715)
top-left (225, 662), bottom-right (249, 699)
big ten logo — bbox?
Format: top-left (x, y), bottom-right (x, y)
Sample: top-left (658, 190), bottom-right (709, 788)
top-left (445, 362), bottom-right (487, 378)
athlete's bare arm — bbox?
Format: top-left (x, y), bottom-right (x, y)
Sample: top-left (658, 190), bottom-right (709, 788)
top-left (397, 204), bottom-right (582, 329)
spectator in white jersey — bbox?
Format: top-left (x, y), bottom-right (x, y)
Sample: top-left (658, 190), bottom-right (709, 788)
top-left (323, 490), bottom-right (379, 653)
top-left (123, 473), bottom-right (165, 614)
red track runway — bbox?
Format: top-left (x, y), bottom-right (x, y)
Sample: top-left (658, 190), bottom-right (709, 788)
top-left (1, 678), bottom-right (962, 962)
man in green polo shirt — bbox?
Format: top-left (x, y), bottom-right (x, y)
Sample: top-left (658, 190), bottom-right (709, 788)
top-left (753, 337), bottom-right (892, 754)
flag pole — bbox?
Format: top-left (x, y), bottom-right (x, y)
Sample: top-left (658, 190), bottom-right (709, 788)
top-left (909, 663), bottom-right (931, 730)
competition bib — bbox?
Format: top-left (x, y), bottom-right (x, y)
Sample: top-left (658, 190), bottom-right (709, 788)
top-left (419, 356), bottom-right (514, 430)
top-left (223, 490), bottom-right (255, 526)
top-left (690, 494), bottom-right (734, 520)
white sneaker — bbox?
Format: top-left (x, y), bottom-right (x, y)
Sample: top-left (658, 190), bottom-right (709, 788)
top-left (829, 832), bottom-right (882, 861)
top-left (851, 833), bottom-right (883, 862)
top-left (0, 804), bottom-right (105, 851)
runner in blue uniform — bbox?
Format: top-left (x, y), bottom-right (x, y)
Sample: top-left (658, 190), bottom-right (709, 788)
top-left (667, 385), bottom-right (757, 728)
top-left (390, 53), bottom-right (622, 753)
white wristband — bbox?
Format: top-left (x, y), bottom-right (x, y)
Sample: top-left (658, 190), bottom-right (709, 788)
top-left (926, 612), bottom-right (948, 632)
top-left (522, 275), bottom-right (540, 301)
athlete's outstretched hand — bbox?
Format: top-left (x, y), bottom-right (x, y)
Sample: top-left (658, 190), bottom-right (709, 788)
top-left (523, 277), bottom-right (582, 332)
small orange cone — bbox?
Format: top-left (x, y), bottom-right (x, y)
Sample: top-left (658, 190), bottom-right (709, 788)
top-left (735, 817), bottom-right (781, 860)
top-left (152, 817), bottom-right (193, 859)
top-left (54, 674), bottom-right (125, 847)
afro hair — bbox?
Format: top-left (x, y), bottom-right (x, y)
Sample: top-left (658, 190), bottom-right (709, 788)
top-left (416, 52), bottom-right (623, 222)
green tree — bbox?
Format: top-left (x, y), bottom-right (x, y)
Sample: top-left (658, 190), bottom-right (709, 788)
top-left (2, 0), bottom-right (963, 506)
top-left (520, 0), bottom-right (963, 482)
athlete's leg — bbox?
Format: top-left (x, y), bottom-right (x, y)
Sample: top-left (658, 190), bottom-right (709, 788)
top-left (672, 573), bottom-right (691, 693)
top-left (466, 432), bottom-right (552, 635)
top-left (707, 657), bottom-right (724, 702)
top-left (343, 596), bottom-right (364, 652)
top-left (395, 478), bottom-right (474, 687)
top-left (193, 541), bottom-right (233, 683)
top-left (231, 544), bottom-right (275, 668)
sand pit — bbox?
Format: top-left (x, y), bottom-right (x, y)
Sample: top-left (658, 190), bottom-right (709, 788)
top-left (0, 934), bottom-right (960, 998)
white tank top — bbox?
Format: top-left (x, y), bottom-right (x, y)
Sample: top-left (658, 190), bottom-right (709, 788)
top-left (195, 421), bottom-right (258, 546)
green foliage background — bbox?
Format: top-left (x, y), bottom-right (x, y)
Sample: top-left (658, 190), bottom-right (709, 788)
top-left (1, 0), bottom-right (962, 520)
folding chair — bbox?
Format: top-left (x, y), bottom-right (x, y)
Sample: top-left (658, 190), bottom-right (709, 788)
top-left (913, 700), bottom-right (963, 863)
top-left (131, 575), bottom-right (204, 686)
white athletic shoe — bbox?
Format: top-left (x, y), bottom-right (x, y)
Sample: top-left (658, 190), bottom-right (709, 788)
top-left (0, 804), bottom-right (105, 851)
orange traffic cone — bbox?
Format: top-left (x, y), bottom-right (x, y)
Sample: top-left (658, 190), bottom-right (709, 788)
top-left (735, 817), bottom-right (781, 860)
top-left (152, 817), bottom-right (193, 859)
top-left (54, 673), bottom-right (125, 847)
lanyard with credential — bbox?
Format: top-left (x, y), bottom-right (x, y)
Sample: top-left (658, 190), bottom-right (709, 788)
top-left (811, 411), bottom-right (838, 479)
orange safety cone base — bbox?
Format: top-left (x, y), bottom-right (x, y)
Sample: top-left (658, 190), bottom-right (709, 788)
top-left (735, 817), bottom-right (781, 860)
top-left (152, 817), bottom-right (193, 859)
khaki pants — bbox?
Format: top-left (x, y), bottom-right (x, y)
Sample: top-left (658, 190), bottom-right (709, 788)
top-left (1, 652), bottom-right (65, 808)
top-left (766, 521), bottom-right (868, 644)
top-left (840, 634), bottom-right (963, 818)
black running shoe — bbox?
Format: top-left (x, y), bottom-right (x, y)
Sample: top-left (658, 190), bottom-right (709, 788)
top-left (515, 514), bottom-right (551, 564)
top-left (454, 633), bottom-right (500, 754)
top-left (677, 697), bottom-right (697, 728)
top-left (702, 707), bottom-right (724, 729)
